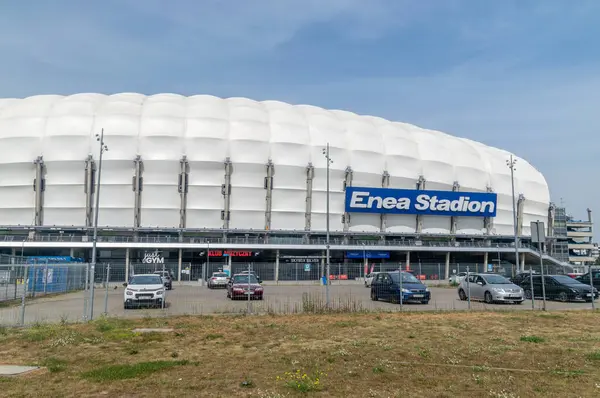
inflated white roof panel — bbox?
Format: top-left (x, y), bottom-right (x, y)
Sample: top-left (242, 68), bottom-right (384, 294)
top-left (0, 93), bottom-right (550, 235)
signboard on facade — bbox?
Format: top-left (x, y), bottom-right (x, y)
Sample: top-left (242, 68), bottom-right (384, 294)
top-left (346, 251), bottom-right (390, 259)
top-left (345, 187), bottom-right (497, 217)
top-left (208, 250), bottom-right (260, 257)
top-left (304, 263), bottom-right (311, 272)
top-left (282, 256), bottom-right (322, 264)
top-left (142, 250), bottom-right (164, 264)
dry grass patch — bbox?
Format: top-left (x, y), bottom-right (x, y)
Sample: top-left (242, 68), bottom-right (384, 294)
top-left (0, 311), bottom-right (600, 396)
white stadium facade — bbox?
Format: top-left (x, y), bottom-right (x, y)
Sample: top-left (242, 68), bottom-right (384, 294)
top-left (0, 93), bottom-right (567, 281)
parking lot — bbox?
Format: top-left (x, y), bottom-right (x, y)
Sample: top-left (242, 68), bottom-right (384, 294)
top-left (0, 281), bottom-right (597, 326)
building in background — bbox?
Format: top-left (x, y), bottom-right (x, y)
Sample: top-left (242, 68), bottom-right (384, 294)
top-left (567, 209), bottom-right (595, 265)
top-left (550, 207), bottom-right (595, 269)
top-left (0, 93), bottom-right (569, 281)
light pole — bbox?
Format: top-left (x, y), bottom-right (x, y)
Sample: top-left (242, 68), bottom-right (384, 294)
top-left (89, 129), bottom-right (108, 321)
top-left (506, 155), bottom-right (521, 273)
top-left (322, 143), bottom-right (333, 307)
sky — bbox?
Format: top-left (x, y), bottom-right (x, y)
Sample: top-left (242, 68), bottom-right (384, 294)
top-left (0, 0), bottom-right (598, 232)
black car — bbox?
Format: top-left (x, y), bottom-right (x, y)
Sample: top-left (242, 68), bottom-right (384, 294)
top-left (517, 274), bottom-right (598, 302)
top-left (575, 270), bottom-right (600, 290)
top-left (510, 271), bottom-right (538, 285)
top-left (370, 271), bottom-right (430, 304)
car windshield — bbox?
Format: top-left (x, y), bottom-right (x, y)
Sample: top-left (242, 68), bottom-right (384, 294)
top-left (390, 272), bottom-right (420, 284)
top-left (483, 275), bottom-right (512, 284)
top-left (213, 273), bottom-right (228, 278)
top-left (232, 275), bottom-right (259, 284)
top-left (553, 275), bottom-right (582, 285)
top-left (130, 275), bottom-right (162, 285)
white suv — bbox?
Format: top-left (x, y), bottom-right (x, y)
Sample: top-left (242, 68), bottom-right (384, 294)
top-left (124, 274), bottom-right (166, 309)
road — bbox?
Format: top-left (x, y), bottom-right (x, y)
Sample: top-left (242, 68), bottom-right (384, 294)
top-left (0, 282), bottom-right (595, 326)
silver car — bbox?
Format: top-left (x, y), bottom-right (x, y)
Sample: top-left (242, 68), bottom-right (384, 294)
top-left (458, 273), bottom-right (524, 304)
top-left (207, 272), bottom-right (229, 289)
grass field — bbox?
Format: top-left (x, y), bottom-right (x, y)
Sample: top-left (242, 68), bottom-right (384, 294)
top-left (1, 311), bottom-right (600, 397)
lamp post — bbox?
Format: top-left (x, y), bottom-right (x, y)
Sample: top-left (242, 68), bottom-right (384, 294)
top-left (322, 143), bottom-right (333, 307)
top-left (506, 155), bottom-right (521, 273)
top-left (89, 129), bottom-right (108, 321)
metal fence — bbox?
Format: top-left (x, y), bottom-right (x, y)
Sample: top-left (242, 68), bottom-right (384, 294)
top-left (1, 262), bottom-right (597, 327)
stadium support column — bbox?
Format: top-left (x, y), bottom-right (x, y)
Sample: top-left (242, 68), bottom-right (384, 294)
top-left (132, 156), bottom-right (143, 229)
top-left (84, 155), bottom-right (95, 228)
top-left (178, 156), bottom-right (189, 229)
top-left (264, 159), bottom-right (274, 231)
top-left (380, 171), bottom-right (390, 232)
top-left (516, 194), bottom-right (526, 271)
top-left (222, 158), bottom-right (232, 239)
top-left (483, 252), bottom-right (489, 272)
top-left (450, 181), bottom-right (460, 234)
top-left (547, 203), bottom-right (555, 238)
top-left (405, 252), bottom-right (411, 271)
top-left (415, 176), bottom-right (426, 233)
top-left (445, 252), bottom-right (450, 280)
top-left (342, 167), bottom-right (353, 237)
top-left (342, 167), bottom-right (353, 274)
top-left (33, 156), bottom-right (45, 226)
top-left (484, 186), bottom-right (495, 234)
top-left (304, 163), bottom-right (314, 235)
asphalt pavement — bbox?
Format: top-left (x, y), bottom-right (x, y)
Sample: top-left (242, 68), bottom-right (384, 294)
top-left (0, 281), bottom-right (596, 326)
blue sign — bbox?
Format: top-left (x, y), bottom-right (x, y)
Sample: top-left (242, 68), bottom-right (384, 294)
top-left (26, 256), bottom-right (84, 264)
top-left (304, 263), bottom-right (311, 272)
top-left (487, 263), bottom-right (493, 272)
top-left (345, 187), bottom-right (497, 217)
top-left (346, 251), bottom-right (390, 259)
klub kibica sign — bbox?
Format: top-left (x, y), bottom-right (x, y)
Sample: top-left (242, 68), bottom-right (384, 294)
top-left (208, 250), bottom-right (260, 257)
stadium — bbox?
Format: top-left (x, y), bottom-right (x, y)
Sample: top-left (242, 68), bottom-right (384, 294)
top-left (0, 93), bottom-right (567, 282)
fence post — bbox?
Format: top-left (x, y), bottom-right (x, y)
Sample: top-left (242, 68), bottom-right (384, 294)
top-left (19, 263), bottom-right (29, 326)
top-left (466, 266), bottom-right (471, 310)
top-left (43, 262), bottom-right (48, 295)
top-left (103, 263), bottom-right (110, 315)
top-left (590, 268), bottom-right (596, 311)
top-left (162, 263), bottom-right (166, 310)
top-left (529, 266), bottom-right (535, 310)
top-left (83, 263), bottom-right (89, 320)
top-left (247, 263), bottom-right (251, 315)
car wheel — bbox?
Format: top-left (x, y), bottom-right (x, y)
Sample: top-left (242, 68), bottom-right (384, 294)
top-left (484, 291), bottom-right (493, 304)
top-left (421, 300), bottom-right (429, 305)
top-left (370, 290), bottom-right (378, 301)
top-left (558, 292), bottom-right (568, 302)
top-left (458, 289), bottom-right (467, 301)
top-left (123, 303), bottom-right (129, 310)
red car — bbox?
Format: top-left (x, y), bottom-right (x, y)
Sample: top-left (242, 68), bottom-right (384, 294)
top-left (226, 273), bottom-right (264, 300)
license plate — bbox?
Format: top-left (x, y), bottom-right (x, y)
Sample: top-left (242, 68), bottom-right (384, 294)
top-left (138, 294), bottom-right (152, 298)
top-left (245, 291), bottom-right (253, 295)
top-left (412, 294), bottom-right (424, 298)
top-left (586, 293), bottom-right (592, 296)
